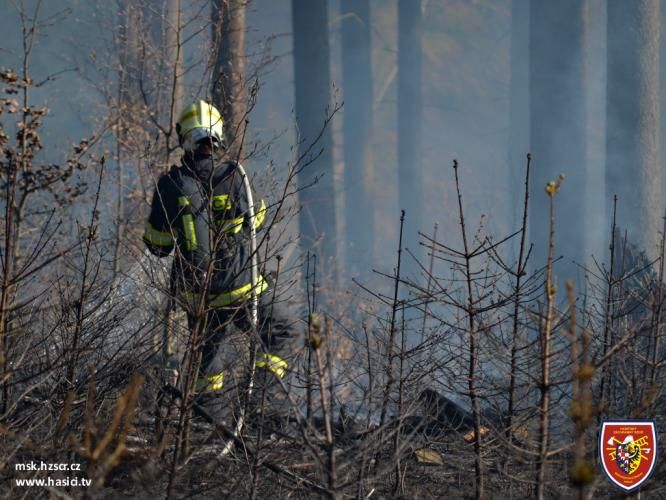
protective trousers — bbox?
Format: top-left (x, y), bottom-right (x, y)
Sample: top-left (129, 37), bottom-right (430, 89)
top-left (189, 291), bottom-right (298, 404)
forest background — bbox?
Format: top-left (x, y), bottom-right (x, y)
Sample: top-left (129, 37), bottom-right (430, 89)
top-left (1, 0), bottom-right (665, 498)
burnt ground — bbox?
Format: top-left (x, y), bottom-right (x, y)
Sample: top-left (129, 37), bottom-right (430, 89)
top-left (3, 377), bottom-right (665, 499)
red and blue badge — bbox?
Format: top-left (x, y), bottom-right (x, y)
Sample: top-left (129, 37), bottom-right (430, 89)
top-left (599, 420), bottom-right (658, 492)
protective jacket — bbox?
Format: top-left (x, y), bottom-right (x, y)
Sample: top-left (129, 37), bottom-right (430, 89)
top-left (143, 158), bottom-right (267, 308)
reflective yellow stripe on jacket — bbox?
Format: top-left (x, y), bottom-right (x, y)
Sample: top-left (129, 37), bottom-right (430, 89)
top-left (218, 216), bottom-right (244, 234)
top-left (253, 199), bottom-right (266, 229)
top-left (178, 196), bottom-right (198, 250)
top-left (216, 199), bottom-right (265, 234)
top-left (143, 223), bottom-right (174, 247)
top-left (212, 194), bottom-right (232, 211)
top-left (182, 275), bottom-right (269, 308)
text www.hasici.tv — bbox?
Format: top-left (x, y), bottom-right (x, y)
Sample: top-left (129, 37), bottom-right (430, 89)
top-left (14, 461), bottom-right (91, 488)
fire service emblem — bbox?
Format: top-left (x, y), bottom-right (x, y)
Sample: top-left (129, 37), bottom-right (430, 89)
top-left (599, 421), bottom-right (658, 492)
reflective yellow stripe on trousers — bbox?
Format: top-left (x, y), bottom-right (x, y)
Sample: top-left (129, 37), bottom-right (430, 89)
top-left (182, 275), bottom-right (269, 308)
top-left (194, 372), bottom-right (224, 393)
top-left (255, 353), bottom-right (288, 378)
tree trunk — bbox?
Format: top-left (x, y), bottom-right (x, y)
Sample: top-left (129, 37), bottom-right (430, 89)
top-left (292, 0), bottom-right (337, 275)
top-left (662, 0), bottom-right (666, 220)
top-left (607, 0), bottom-right (661, 257)
top-left (509, 0), bottom-right (529, 245)
top-left (119, 0), bottom-right (142, 108)
top-left (506, 0), bottom-right (530, 448)
top-left (165, 0), bottom-right (184, 130)
top-left (212, 0), bottom-right (247, 159)
top-left (115, 0), bottom-right (143, 274)
top-left (530, 0), bottom-right (586, 283)
top-left (398, 0), bottom-right (423, 273)
top-left (114, 1), bottom-right (130, 276)
top-left (340, 0), bottom-right (374, 278)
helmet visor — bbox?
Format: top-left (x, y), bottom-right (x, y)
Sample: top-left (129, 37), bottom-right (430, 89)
top-left (182, 127), bottom-right (224, 153)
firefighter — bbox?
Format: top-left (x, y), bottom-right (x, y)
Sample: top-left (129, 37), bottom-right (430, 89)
top-left (143, 100), bottom-right (296, 422)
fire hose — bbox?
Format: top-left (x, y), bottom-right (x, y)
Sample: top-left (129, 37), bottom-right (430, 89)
top-left (219, 161), bottom-right (260, 456)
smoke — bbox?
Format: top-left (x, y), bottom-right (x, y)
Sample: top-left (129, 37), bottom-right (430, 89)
top-left (2, 0), bottom-right (661, 294)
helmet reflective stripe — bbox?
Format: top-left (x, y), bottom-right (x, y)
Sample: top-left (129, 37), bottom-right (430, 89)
top-left (177, 100), bottom-right (224, 151)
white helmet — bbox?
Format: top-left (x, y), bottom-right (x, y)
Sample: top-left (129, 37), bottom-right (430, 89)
top-left (176, 100), bottom-right (225, 152)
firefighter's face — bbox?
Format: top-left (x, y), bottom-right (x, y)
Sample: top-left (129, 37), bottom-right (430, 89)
top-left (194, 138), bottom-right (214, 157)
